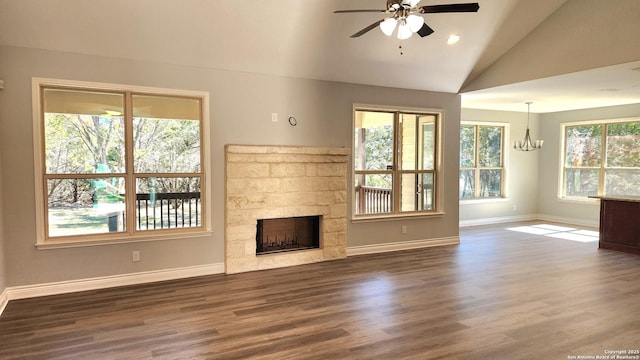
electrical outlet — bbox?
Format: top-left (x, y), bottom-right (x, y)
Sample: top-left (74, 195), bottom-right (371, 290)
top-left (513, 204), bottom-right (517, 212)
top-left (132, 250), bottom-right (140, 262)
top-left (401, 226), bottom-right (407, 234)
top-left (271, 113), bottom-right (278, 122)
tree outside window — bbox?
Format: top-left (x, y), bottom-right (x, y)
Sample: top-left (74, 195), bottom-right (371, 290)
top-left (563, 120), bottom-right (640, 198)
top-left (459, 123), bottom-right (505, 200)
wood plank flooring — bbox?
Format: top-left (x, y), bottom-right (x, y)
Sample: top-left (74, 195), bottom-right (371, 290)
top-left (1, 221), bottom-right (640, 359)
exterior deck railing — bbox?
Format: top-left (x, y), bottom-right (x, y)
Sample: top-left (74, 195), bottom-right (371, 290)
top-left (355, 186), bottom-right (392, 214)
top-left (135, 192), bottom-right (201, 230)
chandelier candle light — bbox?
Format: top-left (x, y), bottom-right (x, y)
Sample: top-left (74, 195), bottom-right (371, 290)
top-left (513, 102), bottom-right (543, 151)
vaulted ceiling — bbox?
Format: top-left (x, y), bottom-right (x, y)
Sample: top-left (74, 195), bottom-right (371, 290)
top-left (1, 0), bottom-right (639, 113)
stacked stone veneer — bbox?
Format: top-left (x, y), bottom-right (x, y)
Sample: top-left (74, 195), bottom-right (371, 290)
top-left (225, 145), bottom-right (349, 274)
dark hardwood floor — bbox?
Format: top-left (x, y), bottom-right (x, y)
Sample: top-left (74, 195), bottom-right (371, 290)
top-left (2, 221), bottom-right (639, 359)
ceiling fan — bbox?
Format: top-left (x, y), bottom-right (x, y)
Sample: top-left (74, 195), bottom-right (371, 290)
top-left (334, 0), bottom-right (480, 40)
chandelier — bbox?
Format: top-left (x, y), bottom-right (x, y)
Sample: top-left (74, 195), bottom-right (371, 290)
top-left (513, 102), bottom-right (543, 151)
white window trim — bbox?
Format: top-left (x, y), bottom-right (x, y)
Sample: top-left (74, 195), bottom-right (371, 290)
top-left (31, 77), bottom-right (212, 248)
top-left (459, 121), bottom-right (510, 201)
top-left (460, 197), bottom-right (510, 205)
top-left (351, 103), bottom-right (445, 221)
top-left (558, 116), bottom-right (640, 200)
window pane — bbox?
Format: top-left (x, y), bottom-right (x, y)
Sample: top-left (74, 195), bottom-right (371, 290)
top-left (564, 169), bottom-right (599, 197)
top-left (459, 169), bottom-right (475, 199)
top-left (401, 173), bottom-right (434, 211)
top-left (354, 111), bottom-right (393, 171)
top-left (565, 125), bottom-right (602, 167)
top-left (133, 95), bottom-right (201, 174)
top-left (47, 177), bottom-right (126, 237)
top-left (354, 174), bottom-right (392, 214)
top-left (606, 122), bottom-right (640, 167)
top-left (420, 118), bottom-right (435, 170)
top-left (460, 125), bottom-right (475, 167)
top-left (400, 114), bottom-right (417, 170)
top-left (605, 170), bottom-right (640, 196)
top-left (400, 114), bottom-right (435, 171)
top-left (43, 89), bottom-right (125, 175)
top-left (478, 126), bottom-right (502, 167)
top-left (479, 169), bottom-right (502, 198)
top-left (136, 177), bottom-right (202, 230)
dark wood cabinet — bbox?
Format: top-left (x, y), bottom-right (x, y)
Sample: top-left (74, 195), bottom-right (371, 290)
top-left (597, 197), bottom-right (640, 255)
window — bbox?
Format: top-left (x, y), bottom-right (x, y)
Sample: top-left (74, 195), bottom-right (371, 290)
top-left (562, 119), bottom-right (640, 198)
top-left (459, 123), bottom-right (506, 200)
top-left (33, 78), bottom-right (210, 245)
top-left (353, 107), bottom-right (441, 218)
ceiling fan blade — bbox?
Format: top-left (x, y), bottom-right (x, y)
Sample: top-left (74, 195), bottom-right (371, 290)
top-left (420, 3), bottom-right (479, 13)
top-left (417, 22), bottom-right (435, 37)
top-left (350, 20), bottom-right (385, 38)
top-left (334, 9), bottom-right (386, 13)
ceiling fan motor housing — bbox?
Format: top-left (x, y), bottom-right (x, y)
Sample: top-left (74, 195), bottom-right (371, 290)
top-left (388, 0), bottom-right (411, 11)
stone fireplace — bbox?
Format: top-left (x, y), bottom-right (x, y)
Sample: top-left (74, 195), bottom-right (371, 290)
top-left (224, 145), bottom-right (349, 274)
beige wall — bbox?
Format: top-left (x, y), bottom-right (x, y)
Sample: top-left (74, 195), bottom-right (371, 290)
top-left (0, 45), bottom-right (461, 287)
top-left (459, 108), bottom-right (540, 223)
top-left (0, 153), bottom-right (6, 294)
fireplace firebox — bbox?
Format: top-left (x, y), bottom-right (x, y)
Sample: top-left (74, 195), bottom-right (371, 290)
top-left (256, 216), bottom-right (320, 255)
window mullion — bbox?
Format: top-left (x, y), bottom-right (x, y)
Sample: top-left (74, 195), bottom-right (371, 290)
top-left (414, 116), bottom-right (419, 210)
top-left (124, 91), bottom-right (136, 234)
top-left (501, 126), bottom-right (505, 197)
top-left (393, 112), bottom-right (401, 214)
top-left (562, 126), bottom-right (569, 197)
top-left (474, 125), bottom-right (480, 198)
top-left (599, 124), bottom-right (607, 196)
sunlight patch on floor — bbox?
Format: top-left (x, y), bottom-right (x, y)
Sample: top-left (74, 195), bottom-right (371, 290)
top-left (505, 224), bottom-right (599, 243)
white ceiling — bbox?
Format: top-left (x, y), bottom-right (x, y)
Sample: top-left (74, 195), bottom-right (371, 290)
top-left (1, 0), bottom-right (639, 114)
top-left (462, 60), bottom-right (640, 113)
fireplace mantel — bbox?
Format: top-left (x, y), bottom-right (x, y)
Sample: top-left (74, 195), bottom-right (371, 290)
top-left (224, 145), bottom-right (349, 273)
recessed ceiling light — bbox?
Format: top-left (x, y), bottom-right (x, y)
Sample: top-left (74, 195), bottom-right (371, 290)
top-left (447, 34), bottom-right (460, 45)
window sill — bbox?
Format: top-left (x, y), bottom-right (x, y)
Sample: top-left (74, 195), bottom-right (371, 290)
top-left (351, 211), bottom-right (445, 223)
top-left (460, 197), bottom-right (508, 205)
top-left (35, 230), bottom-right (213, 250)
top-left (556, 197), bottom-right (600, 205)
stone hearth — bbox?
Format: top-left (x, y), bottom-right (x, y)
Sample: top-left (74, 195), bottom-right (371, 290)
top-left (224, 145), bottom-right (349, 274)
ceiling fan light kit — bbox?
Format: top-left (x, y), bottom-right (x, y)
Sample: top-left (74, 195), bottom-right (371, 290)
top-left (397, 19), bottom-right (413, 40)
top-left (335, 1), bottom-right (479, 40)
top-left (380, 18), bottom-right (398, 36)
top-left (406, 15), bottom-right (425, 32)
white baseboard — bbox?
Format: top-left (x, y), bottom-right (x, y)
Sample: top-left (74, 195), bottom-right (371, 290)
top-left (0, 288), bottom-right (8, 316)
top-left (347, 236), bottom-right (459, 256)
top-left (4, 263), bottom-right (224, 303)
top-left (459, 214), bottom-right (599, 229)
top-left (459, 214), bottom-right (538, 228)
top-left (536, 214), bottom-right (599, 228)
